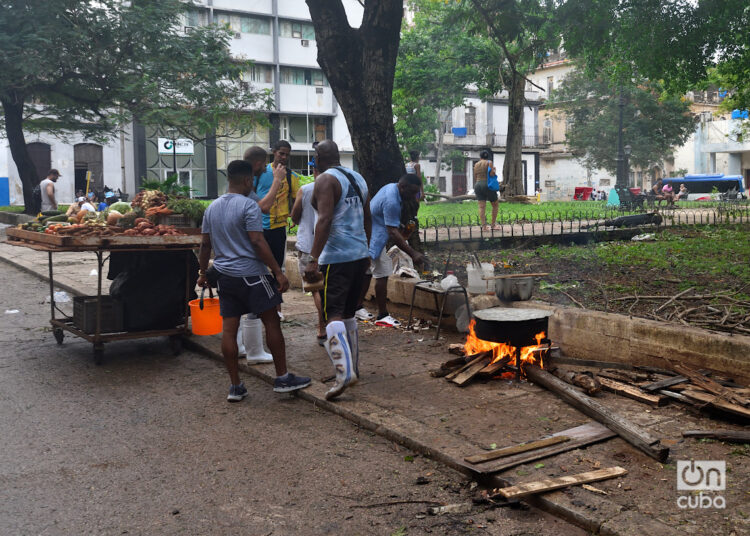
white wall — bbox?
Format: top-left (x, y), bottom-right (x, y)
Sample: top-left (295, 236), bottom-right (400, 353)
top-left (278, 84), bottom-right (332, 114)
top-left (278, 37), bottom-right (319, 66)
top-left (492, 154), bottom-right (538, 196)
top-left (214, 0), bottom-right (272, 13)
top-left (539, 156), bottom-right (612, 200)
top-left (229, 33), bottom-right (274, 63)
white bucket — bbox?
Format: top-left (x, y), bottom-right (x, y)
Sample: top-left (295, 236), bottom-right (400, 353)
top-left (466, 263), bottom-right (495, 294)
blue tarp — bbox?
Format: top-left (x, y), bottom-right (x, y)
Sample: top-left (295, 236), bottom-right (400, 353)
top-left (0, 177), bottom-right (8, 206)
top-left (731, 109), bottom-right (749, 119)
top-left (452, 127), bottom-right (467, 137)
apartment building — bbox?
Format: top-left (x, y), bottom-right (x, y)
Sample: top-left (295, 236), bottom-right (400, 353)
top-left (421, 91), bottom-right (543, 197)
top-left (1, 0), bottom-right (363, 205)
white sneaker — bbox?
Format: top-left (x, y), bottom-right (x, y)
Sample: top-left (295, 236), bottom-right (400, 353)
top-left (247, 354), bottom-right (273, 365)
top-left (278, 310), bottom-right (285, 321)
top-left (354, 307), bottom-right (374, 321)
top-left (375, 315), bottom-right (401, 328)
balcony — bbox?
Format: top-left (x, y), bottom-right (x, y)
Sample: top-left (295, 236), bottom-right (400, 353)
top-left (487, 134), bottom-right (541, 148)
top-left (278, 37), bottom-right (319, 66)
top-left (213, 0), bottom-right (272, 13)
top-left (278, 84), bottom-right (333, 115)
top-left (277, 0), bottom-right (310, 19)
top-left (229, 33), bottom-right (274, 63)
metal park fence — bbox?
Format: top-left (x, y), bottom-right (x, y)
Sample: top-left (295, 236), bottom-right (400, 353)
top-left (418, 201), bottom-right (750, 245)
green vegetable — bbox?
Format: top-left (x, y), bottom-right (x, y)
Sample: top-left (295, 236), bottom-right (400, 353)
top-left (40, 210), bottom-right (62, 217)
top-left (166, 197), bottom-right (206, 224)
top-left (108, 202), bottom-right (132, 214)
top-left (42, 214), bottom-right (69, 223)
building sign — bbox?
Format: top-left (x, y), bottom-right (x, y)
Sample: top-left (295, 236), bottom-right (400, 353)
top-left (158, 138), bottom-right (194, 155)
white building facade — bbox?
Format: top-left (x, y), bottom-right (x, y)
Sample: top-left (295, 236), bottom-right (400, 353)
top-left (1, 0), bottom-right (363, 205)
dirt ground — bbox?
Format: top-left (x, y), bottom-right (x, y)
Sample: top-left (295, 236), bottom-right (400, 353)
top-left (0, 263), bottom-right (583, 536)
top-left (425, 227), bottom-right (750, 335)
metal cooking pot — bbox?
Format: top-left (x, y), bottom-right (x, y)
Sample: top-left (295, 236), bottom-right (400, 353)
top-left (473, 307), bottom-right (551, 347)
top-left (496, 276), bottom-right (535, 301)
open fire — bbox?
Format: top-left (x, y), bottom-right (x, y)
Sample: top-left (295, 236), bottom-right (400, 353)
top-left (464, 319), bottom-right (548, 379)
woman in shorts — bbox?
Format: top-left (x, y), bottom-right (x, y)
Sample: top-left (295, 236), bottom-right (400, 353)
top-left (473, 150), bottom-right (500, 231)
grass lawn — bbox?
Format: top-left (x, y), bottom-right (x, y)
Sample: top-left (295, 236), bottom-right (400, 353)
top-left (0, 206), bottom-right (26, 213)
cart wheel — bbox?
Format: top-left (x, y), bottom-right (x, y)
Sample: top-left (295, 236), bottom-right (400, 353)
top-left (53, 328), bottom-right (64, 345)
top-left (169, 335), bottom-right (183, 356)
top-left (93, 344), bottom-right (104, 366)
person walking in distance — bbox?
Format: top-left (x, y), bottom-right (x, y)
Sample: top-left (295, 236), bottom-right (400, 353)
top-left (358, 174), bottom-right (424, 327)
top-left (198, 160), bottom-right (310, 402)
top-left (39, 169), bottom-right (61, 212)
top-left (473, 150), bottom-right (500, 231)
top-left (303, 140), bottom-right (371, 400)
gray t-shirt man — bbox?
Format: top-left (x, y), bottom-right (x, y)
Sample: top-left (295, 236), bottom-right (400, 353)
top-left (201, 193), bottom-right (268, 277)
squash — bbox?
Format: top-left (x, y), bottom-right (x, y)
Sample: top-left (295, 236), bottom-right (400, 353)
top-left (106, 210), bottom-right (123, 226)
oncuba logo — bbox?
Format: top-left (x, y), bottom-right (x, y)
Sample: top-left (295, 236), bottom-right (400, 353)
top-left (676, 460), bottom-right (726, 509)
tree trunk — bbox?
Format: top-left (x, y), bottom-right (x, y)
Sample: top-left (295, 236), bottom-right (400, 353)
top-left (307, 0), bottom-right (404, 195)
top-left (1, 96), bottom-right (38, 214)
top-left (502, 73), bottom-right (525, 196)
top-left (434, 122), bottom-right (445, 193)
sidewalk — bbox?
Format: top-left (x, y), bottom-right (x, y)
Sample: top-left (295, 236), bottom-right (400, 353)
top-left (1, 234), bottom-right (740, 536)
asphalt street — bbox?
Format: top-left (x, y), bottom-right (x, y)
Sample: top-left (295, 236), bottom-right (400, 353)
top-left (0, 262), bottom-right (583, 536)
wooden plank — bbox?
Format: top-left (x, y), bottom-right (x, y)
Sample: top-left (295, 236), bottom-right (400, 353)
top-left (553, 369), bottom-right (601, 395)
top-left (444, 353), bottom-right (489, 381)
top-left (478, 355), bottom-right (511, 376)
top-left (669, 362), bottom-right (749, 407)
top-left (451, 356), bottom-right (492, 386)
top-left (481, 422), bottom-right (617, 474)
top-left (642, 375), bottom-right (688, 392)
top-left (681, 390), bottom-right (750, 419)
top-left (6, 227), bottom-right (70, 246)
top-left (682, 430), bottom-right (750, 443)
top-left (493, 466), bottom-right (628, 501)
top-left (524, 365), bottom-right (669, 461)
top-left (597, 376), bottom-right (668, 407)
top-left (465, 436), bottom-right (570, 465)
top-left (552, 357), bottom-right (635, 371)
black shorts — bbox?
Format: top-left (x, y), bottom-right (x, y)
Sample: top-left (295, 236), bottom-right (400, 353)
top-left (319, 258), bottom-right (369, 322)
top-left (263, 227), bottom-right (287, 271)
top-left (216, 273), bottom-right (282, 318)
top-left (474, 181), bottom-right (498, 202)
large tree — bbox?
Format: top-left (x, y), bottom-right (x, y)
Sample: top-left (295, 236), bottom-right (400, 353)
top-left (0, 0), bottom-right (270, 213)
top-left (306, 0), bottom-right (404, 194)
top-left (548, 69), bottom-right (694, 178)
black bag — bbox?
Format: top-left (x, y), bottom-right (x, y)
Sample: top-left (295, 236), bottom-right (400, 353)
top-left (332, 166), bottom-right (365, 205)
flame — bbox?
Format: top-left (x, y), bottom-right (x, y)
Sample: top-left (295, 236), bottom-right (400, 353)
top-left (464, 319), bottom-right (547, 376)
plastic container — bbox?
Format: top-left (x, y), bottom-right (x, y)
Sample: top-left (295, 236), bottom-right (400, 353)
top-left (467, 262), bottom-right (495, 295)
top-left (440, 271), bottom-right (459, 291)
top-left (189, 293), bottom-right (222, 335)
top-left (496, 276), bottom-right (534, 301)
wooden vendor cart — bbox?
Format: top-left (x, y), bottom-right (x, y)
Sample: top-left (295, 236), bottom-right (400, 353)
top-left (7, 228), bottom-right (201, 364)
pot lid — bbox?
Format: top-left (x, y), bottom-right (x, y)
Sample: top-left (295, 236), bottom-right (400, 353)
top-left (473, 307), bottom-right (551, 322)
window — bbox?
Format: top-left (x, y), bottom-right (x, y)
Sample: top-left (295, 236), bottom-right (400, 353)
top-left (216, 123), bottom-right (270, 171)
top-left (245, 65), bottom-right (273, 84)
top-left (280, 20), bottom-right (315, 40)
top-left (438, 176), bottom-right (446, 192)
top-left (565, 117), bottom-right (574, 134)
top-left (443, 112), bottom-right (452, 134)
top-left (547, 76), bottom-right (554, 95)
top-left (542, 118), bottom-right (552, 143)
top-left (280, 67), bottom-right (328, 86)
top-left (544, 180), bottom-right (556, 189)
top-left (599, 179), bottom-right (610, 186)
top-left (184, 9), bottom-right (207, 28)
top-left (465, 106), bottom-right (476, 135)
top-left (282, 116), bottom-right (328, 144)
top-left (215, 12), bottom-right (270, 35)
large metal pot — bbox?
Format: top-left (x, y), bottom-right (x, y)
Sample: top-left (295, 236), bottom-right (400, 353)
top-left (495, 276), bottom-right (535, 301)
top-left (473, 307), bottom-right (551, 347)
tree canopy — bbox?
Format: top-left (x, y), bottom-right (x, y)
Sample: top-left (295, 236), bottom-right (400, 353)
top-left (0, 0), bottom-right (271, 211)
top-left (548, 69), bottom-right (695, 175)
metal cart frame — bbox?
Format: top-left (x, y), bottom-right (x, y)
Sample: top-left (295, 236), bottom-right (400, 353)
top-left (14, 239), bottom-right (195, 364)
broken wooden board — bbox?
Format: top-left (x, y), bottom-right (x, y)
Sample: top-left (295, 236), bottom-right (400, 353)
top-left (681, 390), bottom-right (750, 419)
top-left (682, 430), bottom-right (750, 443)
top-left (668, 362), bottom-right (749, 407)
top-left (642, 375), bottom-right (688, 392)
top-left (444, 352), bottom-right (490, 381)
top-left (492, 466), bottom-right (628, 501)
top-left (479, 422), bottom-right (617, 474)
top-left (451, 356), bottom-right (492, 386)
top-left (597, 376), bottom-right (668, 407)
top-left (553, 369), bottom-right (601, 395)
top-left (477, 356), bottom-right (511, 377)
top-left (465, 435), bottom-right (570, 465)
top-left (525, 365), bottom-right (669, 461)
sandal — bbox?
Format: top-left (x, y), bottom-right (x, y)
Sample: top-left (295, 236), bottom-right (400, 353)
top-left (491, 224), bottom-right (501, 230)
top-left (482, 225), bottom-right (490, 232)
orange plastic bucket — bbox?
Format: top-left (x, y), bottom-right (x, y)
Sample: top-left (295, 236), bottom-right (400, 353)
top-left (189, 288), bottom-right (222, 336)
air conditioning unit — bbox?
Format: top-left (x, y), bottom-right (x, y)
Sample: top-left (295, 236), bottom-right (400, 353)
top-left (315, 87), bottom-right (324, 94)
top-left (234, 32), bottom-right (241, 39)
top-left (240, 81), bottom-right (249, 91)
top-left (301, 39), bottom-right (309, 47)
top-left (184, 26), bottom-right (194, 34)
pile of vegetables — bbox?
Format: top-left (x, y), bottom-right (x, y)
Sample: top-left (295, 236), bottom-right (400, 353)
top-left (120, 219), bottom-right (185, 236)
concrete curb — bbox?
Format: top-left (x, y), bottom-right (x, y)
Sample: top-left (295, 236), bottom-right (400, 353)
top-left (183, 336), bottom-right (680, 536)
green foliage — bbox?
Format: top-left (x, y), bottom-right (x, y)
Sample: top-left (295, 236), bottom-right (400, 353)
top-left (140, 174), bottom-right (191, 196)
top-left (108, 202), bottom-right (132, 214)
top-left (548, 69), bottom-right (694, 174)
top-left (166, 197), bottom-right (206, 223)
top-left (423, 182), bottom-right (441, 202)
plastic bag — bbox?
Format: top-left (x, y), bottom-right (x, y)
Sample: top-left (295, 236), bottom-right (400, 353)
top-left (387, 246), bottom-right (419, 279)
top-left (440, 274), bottom-right (459, 291)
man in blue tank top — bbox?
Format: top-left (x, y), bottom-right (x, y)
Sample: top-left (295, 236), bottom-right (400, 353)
top-left (303, 140), bottom-right (371, 400)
